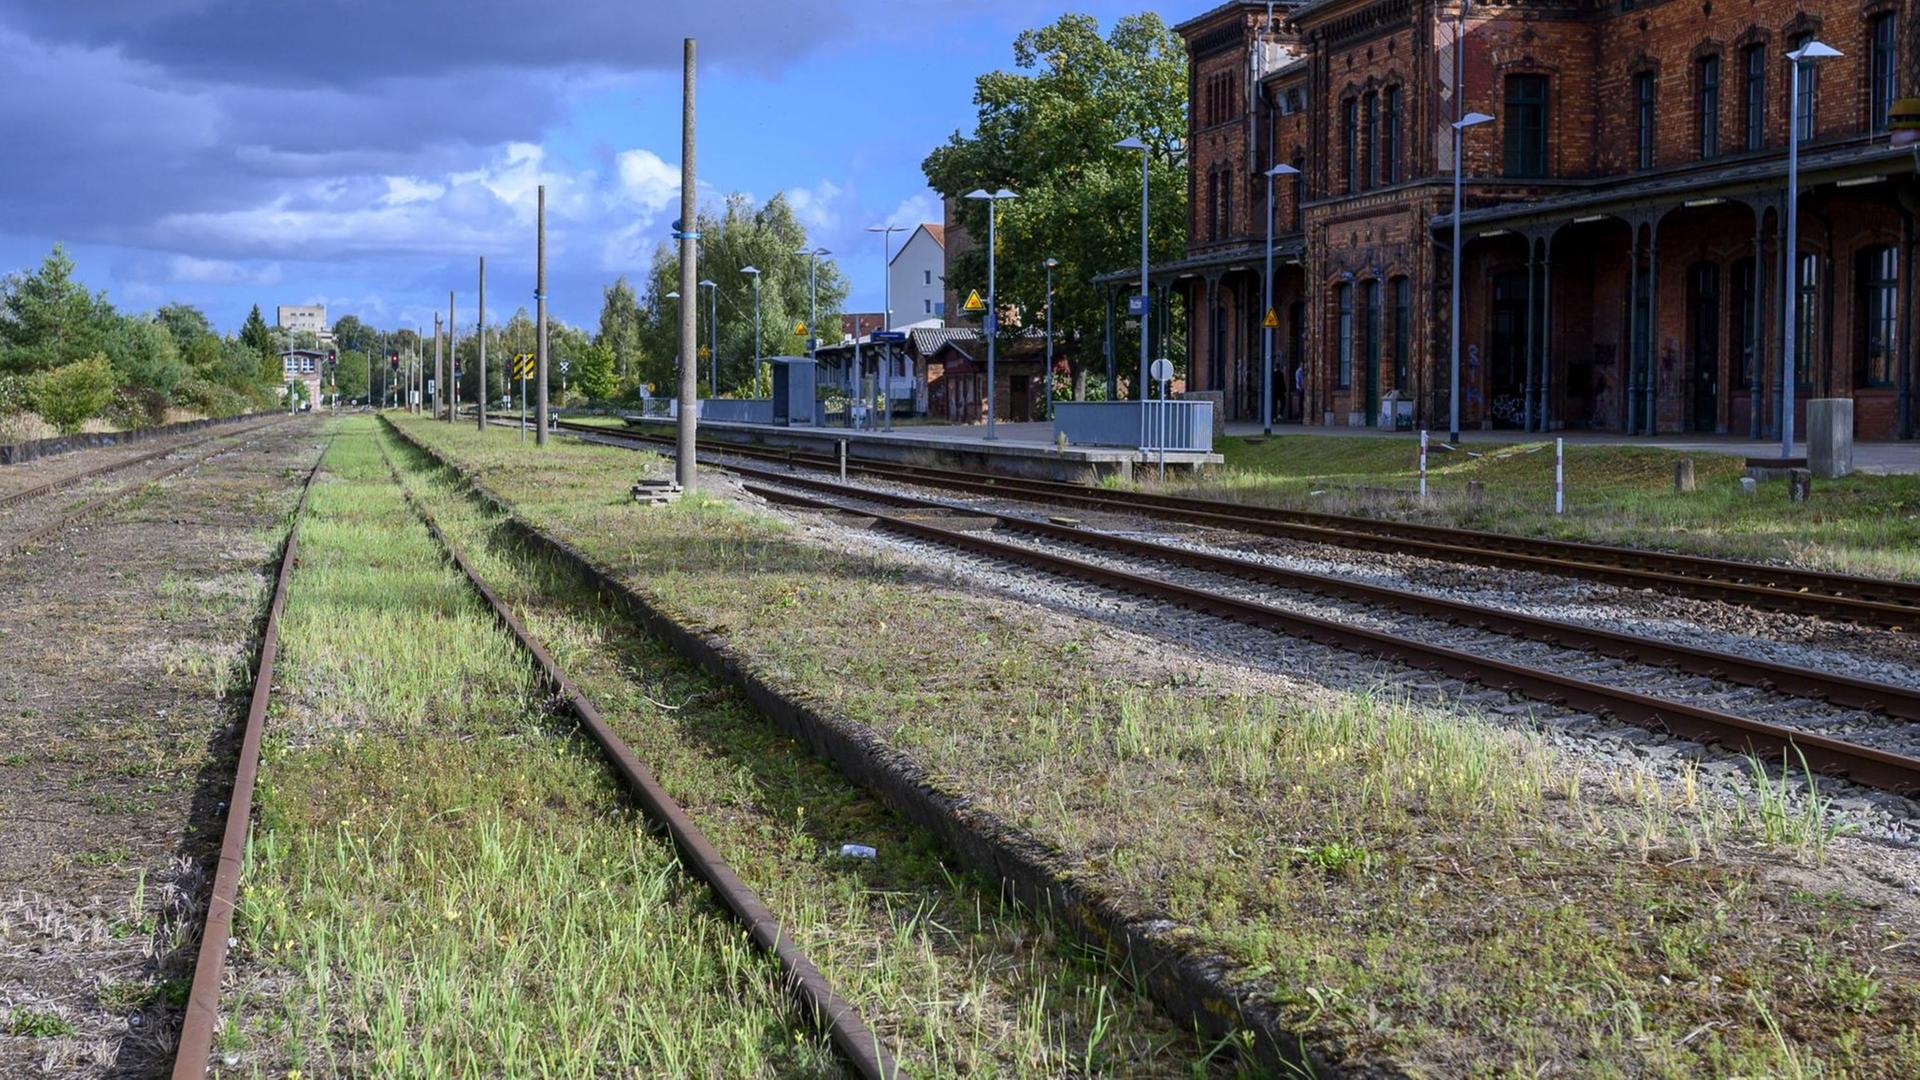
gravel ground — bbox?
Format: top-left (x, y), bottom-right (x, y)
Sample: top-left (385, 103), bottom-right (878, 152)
top-left (737, 478), bottom-right (1920, 859)
top-left (0, 418), bottom-right (326, 1077)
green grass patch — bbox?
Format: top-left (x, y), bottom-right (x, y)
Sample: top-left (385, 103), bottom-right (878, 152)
top-left (7, 1008), bottom-right (76, 1038)
top-left (392, 414), bottom-right (1920, 1076)
top-left (1176, 434), bottom-right (1920, 579)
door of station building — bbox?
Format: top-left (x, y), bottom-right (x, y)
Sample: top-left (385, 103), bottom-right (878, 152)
top-left (1488, 270), bottom-right (1528, 428)
top-left (1688, 262), bottom-right (1720, 432)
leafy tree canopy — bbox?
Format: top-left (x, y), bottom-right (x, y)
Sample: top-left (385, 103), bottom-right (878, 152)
top-left (922, 13), bottom-right (1187, 396)
top-left (631, 192), bottom-right (846, 397)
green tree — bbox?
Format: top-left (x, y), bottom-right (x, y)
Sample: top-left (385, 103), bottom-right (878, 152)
top-left (30, 354), bottom-right (116, 433)
top-left (634, 193), bottom-right (846, 398)
top-left (596, 277), bottom-right (644, 380)
top-left (922, 12), bottom-right (1187, 399)
top-left (239, 304), bottom-right (276, 357)
top-left (104, 315), bottom-right (186, 402)
top-left (331, 314), bottom-right (378, 355)
top-left (155, 303), bottom-right (215, 350)
top-left (571, 341), bottom-right (617, 401)
top-left (333, 349), bottom-right (370, 401)
top-left (0, 245), bottom-right (116, 376)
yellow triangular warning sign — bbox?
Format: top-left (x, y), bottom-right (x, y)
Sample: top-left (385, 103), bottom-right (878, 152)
top-left (1262, 307), bottom-right (1280, 329)
top-left (794, 322), bottom-right (807, 335)
top-left (962, 289), bottom-right (985, 313)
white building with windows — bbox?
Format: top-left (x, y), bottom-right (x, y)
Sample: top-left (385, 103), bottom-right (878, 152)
top-left (276, 304), bottom-right (331, 342)
top-left (887, 224), bottom-right (945, 324)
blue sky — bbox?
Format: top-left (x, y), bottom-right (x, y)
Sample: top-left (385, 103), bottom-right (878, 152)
top-left (0, 1), bottom-right (1149, 336)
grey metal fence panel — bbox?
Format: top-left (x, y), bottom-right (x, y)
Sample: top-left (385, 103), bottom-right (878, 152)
top-left (697, 399), bottom-right (774, 424)
top-left (1051, 401), bottom-right (1214, 451)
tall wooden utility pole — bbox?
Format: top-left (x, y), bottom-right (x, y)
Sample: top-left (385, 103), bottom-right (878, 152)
top-left (536, 184), bottom-right (550, 446)
top-left (433, 311), bottom-right (443, 418)
top-left (447, 291), bottom-right (457, 422)
top-left (477, 256), bottom-right (488, 431)
top-left (675, 37), bottom-right (699, 489)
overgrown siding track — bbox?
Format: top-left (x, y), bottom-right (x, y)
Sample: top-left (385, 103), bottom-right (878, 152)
top-left (171, 434), bottom-right (330, 1079)
top-left (373, 442), bottom-right (896, 1078)
top-left (561, 421), bottom-right (1920, 630)
top-left (0, 416), bottom-right (289, 561)
top-left (174, 427), bottom-right (892, 1077)
top-left (550, 422), bottom-right (1920, 798)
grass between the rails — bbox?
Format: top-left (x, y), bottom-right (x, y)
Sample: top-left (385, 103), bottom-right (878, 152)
top-left (1149, 434), bottom-right (1920, 580)
top-left (379, 423), bottom-right (1214, 1076)
top-left (398, 414), bottom-right (1920, 1078)
top-left (223, 421), bottom-right (834, 1077)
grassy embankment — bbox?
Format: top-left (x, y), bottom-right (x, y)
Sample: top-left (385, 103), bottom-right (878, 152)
top-left (1163, 434), bottom-right (1920, 580)
top-left (224, 422), bottom-right (829, 1076)
top-left (399, 413), bottom-right (1920, 1077)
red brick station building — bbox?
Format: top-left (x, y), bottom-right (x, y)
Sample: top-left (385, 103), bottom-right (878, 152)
top-left (1108, 0), bottom-right (1916, 439)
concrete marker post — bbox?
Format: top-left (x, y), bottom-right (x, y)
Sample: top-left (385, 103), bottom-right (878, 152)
top-left (1555, 437), bottom-right (1565, 515)
top-left (1419, 429), bottom-right (1429, 499)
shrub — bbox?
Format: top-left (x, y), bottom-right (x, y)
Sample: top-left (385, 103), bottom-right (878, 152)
top-left (28, 355), bottom-right (115, 434)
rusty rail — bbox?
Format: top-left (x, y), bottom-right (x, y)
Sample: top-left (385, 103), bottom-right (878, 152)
top-left (172, 431), bottom-right (331, 1079)
top-left (376, 434), bottom-right (897, 1079)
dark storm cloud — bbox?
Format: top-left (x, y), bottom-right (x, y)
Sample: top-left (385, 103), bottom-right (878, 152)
top-left (0, 0), bottom-right (855, 87)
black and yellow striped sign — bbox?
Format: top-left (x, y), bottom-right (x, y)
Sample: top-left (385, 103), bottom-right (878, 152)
top-left (512, 353), bottom-right (537, 380)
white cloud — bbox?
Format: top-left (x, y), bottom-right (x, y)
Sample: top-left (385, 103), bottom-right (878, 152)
top-left (167, 254), bottom-right (284, 286)
top-left (784, 179), bottom-right (847, 233)
top-left (616, 148), bottom-right (680, 214)
top-left (382, 176), bottom-right (447, 206)
top-left (885, 190), bottom-right (940, 229)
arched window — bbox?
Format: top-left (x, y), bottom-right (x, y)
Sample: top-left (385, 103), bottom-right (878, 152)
top-left (1336, 283), bottom-right (1354, 389)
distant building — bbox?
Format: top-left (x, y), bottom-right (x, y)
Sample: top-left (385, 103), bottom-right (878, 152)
top-left (888, 224), bottom-right (945, 323)
top-left (276, 304), bottom-right (331, 342)
top-left (279, 349), bottom-right (327, 402)
top-left (840, 313), bottom-right (887, 342)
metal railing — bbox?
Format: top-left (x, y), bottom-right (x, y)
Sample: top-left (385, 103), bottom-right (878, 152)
top-left (1052, 400), bottom-right (1214, 452)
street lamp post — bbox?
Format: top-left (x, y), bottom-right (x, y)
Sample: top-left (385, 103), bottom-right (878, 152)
top-left (867, 224), bottom-right (906, 431)
top-left (1781, 40), bottom-right (1840, 460)
top-left (699, 278), bottom-right (718, 398)
top-left (964, 188), bottom-right (1017, 440)
top-left (1043, 257), bottom-right (1058, 421)
top-left (795, 246), bottom-right (829, 367)
top-left (664, 291), bottom-right (680, 411)
top-left (1264, 162), bottom-right (1301, 435)
top-left (1114, 139), bottom-right (1151, 418)
top-left (1448, 111), bottom-right (1495, 444)
top-left (740, 267), bottom-right (762, 394)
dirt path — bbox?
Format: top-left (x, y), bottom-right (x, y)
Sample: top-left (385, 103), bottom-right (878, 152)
top-left (0, 418), bottom-right (328, 1077)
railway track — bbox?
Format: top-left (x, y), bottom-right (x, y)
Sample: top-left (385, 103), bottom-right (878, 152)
top-left (557, 420), bottom-right (1920, 631)
top-left (538, 420), bottom-right (1920, 797)
top-left (173, 428), bottom-right (895, 1078)
top-left (0, 416), bottom-right (289, 560)
top-left (741, 475), bottom-right (1920, 799)
top-left (379, 443), bottom-right (894, 1078)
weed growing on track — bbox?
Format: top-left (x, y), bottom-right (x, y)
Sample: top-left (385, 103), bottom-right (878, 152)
top-left (381, 425), bottom-right (1212, 1076)
top-left (396, 416), bottom-right (1920, 1077)
top-left (226, 421), bottom-right (829, 1077)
